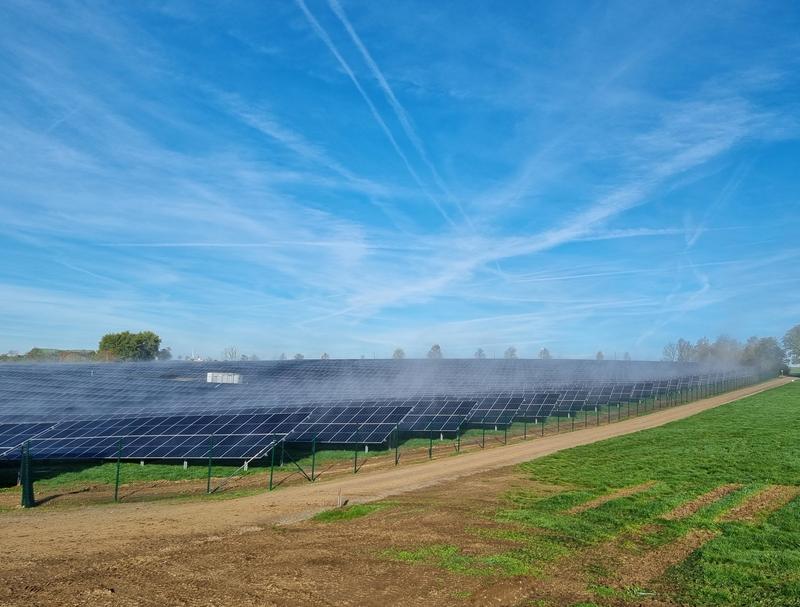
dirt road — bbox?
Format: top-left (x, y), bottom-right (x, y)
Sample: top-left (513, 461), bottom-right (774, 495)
top-left (0, 377), bottom-right (791, 563)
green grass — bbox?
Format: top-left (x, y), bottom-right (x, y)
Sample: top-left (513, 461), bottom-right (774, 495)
top-left (387, 383), bottom-right (800, 606)
top-left (312, 503), bottom-right (387, 522)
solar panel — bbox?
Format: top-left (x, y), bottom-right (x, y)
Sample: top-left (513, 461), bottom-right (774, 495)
top-left (399, 398), bottom-right (475, 432)
top-left (17, 411), bottom-right (307, 460)
top-left (0, 422), bottom-right (55, 456)
top-left (467, 394), bottom-right (523, 426)
top-left (286, 404), bottom-right (412, 444)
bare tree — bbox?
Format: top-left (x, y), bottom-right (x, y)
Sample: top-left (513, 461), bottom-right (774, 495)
top-left (662, 342), bottom-right (677, 362)
top-left (538, 347), bottom-right (552, 360)
top-left (320, 352), bottom-right (330, 359)
top-left (222, 346), bottom-right (239, 361)
top-left (427, 344), bottom-right (443, 359)
top-left (293, 353), bottom-right (304, 360)
top-left (392, 348), bottom-right (405, 359)
top-left (595, 351), bottom-right (604, 361)
top-left (503, 346), bottom-right (518, 359)
top-left (474, 348), bottom-right (486, 359)
top-left (278, 353), bottom-right (287, 361)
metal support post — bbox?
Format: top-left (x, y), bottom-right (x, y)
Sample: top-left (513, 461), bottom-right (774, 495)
top-left (429, 431), bottom-right (433, 459)
top-left (394, 425), bottom-right (400, 465)
top-left (206, 436), bottom-right (214, 494)
top-left (114, 439), bottom-right (122, 503)
top-left (311, 436), bottom-right (317, 481)
top-left (20, 442), bottom-right (34, 508)
top-left (269, 443), bottom-right (276, 491)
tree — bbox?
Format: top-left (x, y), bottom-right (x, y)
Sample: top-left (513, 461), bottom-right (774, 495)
top-left (392, 348), bottom-right (405, 359)
top-left (623, 352), bottom-right (631, 361)
top-left (693, 337), bottom-right (712, 362)
top-left (784, 324), bottom-right (800, 365)
top-left (538, 348), bottom-right (551, 360)
top-left (427, 344), bottom-right (443, 359)
top-left (321, 352), bottom-right (330, 359)
top-left (741, 336), bottom-right (785, 374)
top-left (278, 353), bottom-right (287, 361)
top-left (595, 351), bottom-right (604, 361)
top-left (293, 353), bottom-right (305, 360)
top-left (98, 331), bottom-right (161, 361)
top-left (662, 342), bottom-right (677, 362)
top-left (474, 348), bottom-right (486, 359)
top-left (222, 346), bottom-right (239, 361)
top-left (503, 346), bottom-right (517, 359)
top-left (675, 338), bottom-right (696, 363)
top-left (156, 347), bottom-right (172, 361)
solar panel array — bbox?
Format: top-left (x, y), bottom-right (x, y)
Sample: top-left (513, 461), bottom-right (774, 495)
top-left (0, 360), bottom-right (758, 460)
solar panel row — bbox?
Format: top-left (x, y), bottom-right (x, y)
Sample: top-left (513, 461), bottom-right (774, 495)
top-left (0, 361), bottom-right (758, 461)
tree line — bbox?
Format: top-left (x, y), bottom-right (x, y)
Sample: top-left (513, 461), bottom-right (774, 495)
top-left (662, 323), bottom-right (800, 375)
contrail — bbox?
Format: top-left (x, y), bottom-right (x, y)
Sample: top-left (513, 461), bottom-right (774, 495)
top-left (326, 0), bottom-right (474, 229)
top-left (294, 0), bottom-right (457, 227)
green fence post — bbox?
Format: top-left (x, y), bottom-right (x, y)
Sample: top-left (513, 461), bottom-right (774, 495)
top-left (456, 426), bottom-right (461, 452)
top-left (310, 436), bottom-right (317, 481)
top-left (428, 431), bottom-right (433, 459)
top-left (206, 436), bottom-right (214, 494)
top-left (542, 417), bottom-right (546, 436)
top-left (20, 441), bottom-right (34, 508)
top-left (595, 406), bottom-right (599, 425)
top-left (504, 426), bottom-right (508, 445)
top-left (557, 414), bottom-right (560, 433)
top-left (481, 426), bottom-right (485, 448)
top-left (114, 439), bottom-right (122, 503)
top-left (353, 444), bottom-right (358, 473)
top-left (269, 443), bottom-right (276, 491)
top-left (394, 425), bottom-right (400, 465)
top-left (523, 420), bottom-right (527, 440)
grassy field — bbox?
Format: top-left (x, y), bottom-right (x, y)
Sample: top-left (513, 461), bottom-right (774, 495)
top-left (384, 382), bottom-right (800, 606)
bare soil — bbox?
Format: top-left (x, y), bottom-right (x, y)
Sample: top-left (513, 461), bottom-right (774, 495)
top-left (0, 377), bottom-right (791, 607)
top-left (718, 484), bottom-right (800, 523)
top-left (661, 484), bottom-right (742, 520)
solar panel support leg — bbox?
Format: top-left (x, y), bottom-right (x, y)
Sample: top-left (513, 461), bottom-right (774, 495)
top-left (114, 440), bottom-right (122, 503)
top-left (20, 441), bottom-right (34, 509)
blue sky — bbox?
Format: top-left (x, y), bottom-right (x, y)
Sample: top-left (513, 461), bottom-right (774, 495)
top-left (1, 1), bottom-right (798, 360)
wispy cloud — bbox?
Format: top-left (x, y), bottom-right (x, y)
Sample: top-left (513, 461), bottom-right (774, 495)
top-left (294, 0), bottom-right (458, 227)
